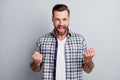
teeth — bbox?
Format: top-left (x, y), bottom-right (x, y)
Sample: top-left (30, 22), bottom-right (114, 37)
top-left (58, 25), bottom-right (66, 29)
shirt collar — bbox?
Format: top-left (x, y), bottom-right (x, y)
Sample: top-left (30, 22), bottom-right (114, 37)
top-left (50, 29), bottom-right (74, 38)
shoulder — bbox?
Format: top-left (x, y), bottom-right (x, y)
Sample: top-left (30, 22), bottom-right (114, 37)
top-left (38, 32), bottom-right (54, 40)
top-left (42, 32), bottom-right (53, 38)
top-left (70, 31), bottom-right (85, 41)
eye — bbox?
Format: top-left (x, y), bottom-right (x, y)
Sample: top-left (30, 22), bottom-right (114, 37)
top-left (54, 18), bottom-right (60, 21)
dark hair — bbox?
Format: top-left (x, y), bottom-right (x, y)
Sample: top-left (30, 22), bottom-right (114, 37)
top-left (52, 4), bottom-right (70, 17)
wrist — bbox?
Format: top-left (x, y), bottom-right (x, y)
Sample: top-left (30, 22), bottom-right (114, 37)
top-left (34, 60), bottom-right (41, 66)
top-left (84, 59), bottom-right (93, 63)
top-left (30, 61), bottom-right (41, 72)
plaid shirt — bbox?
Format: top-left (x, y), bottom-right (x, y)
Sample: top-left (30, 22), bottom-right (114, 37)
top-left (35, 30), bottom-right (87, 80)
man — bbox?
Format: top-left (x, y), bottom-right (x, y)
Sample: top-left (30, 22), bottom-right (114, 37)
top-left (30, 4), bottom-right (95, 80)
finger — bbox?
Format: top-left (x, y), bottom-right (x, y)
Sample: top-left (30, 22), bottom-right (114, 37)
top-left (84, 50), bottom-right (89, 57)
top-left (32, 52), bottom-right (37, 58)
top-left (35, 54), bottom-right (41, 60)
top-left (91, 48), bottom-right (95, 56)
top-left (32, 53), bottom-right (35, 58)
top-left (87, 49), bottom-right (91, 57)
top-left (85, 48), bottom-right (93, 57)
top-left (89, 48), bottom-right (95, 57)
top-left (37, 55), bottom-right (40, 59)
top-left (89, 48), bottom-right (92, 56)
top-left (32, 54), bottom-right (38, 61)
top-left (32, 51), bottom-right (40, 58)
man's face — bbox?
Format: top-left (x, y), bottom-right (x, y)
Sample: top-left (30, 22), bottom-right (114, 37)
top-left (52, 10), bottom-right (70, 36)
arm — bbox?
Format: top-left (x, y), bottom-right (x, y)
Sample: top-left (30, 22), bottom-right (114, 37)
top-left (30, 51), bottom-right (42, 72)
top-left (83, 59), bottom-right (94, 73)
top-left (83, 48), bottom-right (95, 73)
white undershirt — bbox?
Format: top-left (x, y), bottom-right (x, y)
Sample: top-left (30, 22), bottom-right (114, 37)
top-left (56, 38), bottom-right (67, 80)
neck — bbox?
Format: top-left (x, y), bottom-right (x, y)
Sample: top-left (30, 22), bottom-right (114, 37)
top-left (55, 31), bottom-right (68, 41)
top-left (57, 35), bottom-right (67, 41)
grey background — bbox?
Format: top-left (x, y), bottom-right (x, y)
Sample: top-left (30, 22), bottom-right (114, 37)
top-left (0, 0), bottom-right (120, 80)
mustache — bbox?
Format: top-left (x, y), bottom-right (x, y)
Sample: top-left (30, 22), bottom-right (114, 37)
top-left (57, 25), bottom-right (66, 29)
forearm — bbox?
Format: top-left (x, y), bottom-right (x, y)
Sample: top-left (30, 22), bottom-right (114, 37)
top-left (30, 60), bottom-right (41, 72)
top-left (83, 61), bottom-right (94, 73)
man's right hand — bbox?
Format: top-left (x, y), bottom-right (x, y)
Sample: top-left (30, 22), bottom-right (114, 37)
top-left (32, 51), bottom-right (42, 66)
top-left (30, 51), bottom-right (42, 72)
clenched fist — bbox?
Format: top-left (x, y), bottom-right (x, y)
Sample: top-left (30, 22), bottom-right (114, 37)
top-left (83, 48), bottom-right (95, 73)
top-left (30, 51), bottom-right (42, 72)
top-left (32, 51), bottom-right (42, 66)
top-left (84, 48), bottom-right (95, 63)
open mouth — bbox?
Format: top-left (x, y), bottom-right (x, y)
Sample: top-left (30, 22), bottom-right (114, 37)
top-left (58, 25), bottom-right (66, 33)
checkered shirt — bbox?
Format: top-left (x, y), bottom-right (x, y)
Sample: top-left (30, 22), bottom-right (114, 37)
top-left (35, 30), bottom-right (87, 80)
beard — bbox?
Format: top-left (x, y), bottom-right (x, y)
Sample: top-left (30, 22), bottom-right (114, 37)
top-left (54, 25), bottom-right (69, 36)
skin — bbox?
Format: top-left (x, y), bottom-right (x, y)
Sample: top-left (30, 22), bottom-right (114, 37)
top-left (30, 10), bottom-right (95, 73)
top-left (52, 10), bottom-right (69, 40)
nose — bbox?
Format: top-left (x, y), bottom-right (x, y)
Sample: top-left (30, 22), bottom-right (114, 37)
top-left (59, 20), bottom-right (63, 25)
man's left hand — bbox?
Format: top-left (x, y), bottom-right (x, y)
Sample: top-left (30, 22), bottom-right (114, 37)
top-left (84, 48), bottom-right (95, 63)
